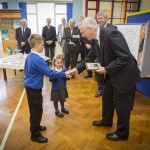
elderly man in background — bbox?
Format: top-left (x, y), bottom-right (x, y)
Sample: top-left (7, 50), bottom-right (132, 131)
top-left (57, 18), bottom-right (69, 49)
top-left (15, 18), bottom-right (31, 54)
top-left (68, 17), bottom-right (141, 141)
top-left (42, 18), bottom-right (56, 65)
top-left (64, 18), bottom-right (80, 73)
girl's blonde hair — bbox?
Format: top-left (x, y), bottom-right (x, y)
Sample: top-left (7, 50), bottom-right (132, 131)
top-left (52, 54), bottom-right (64, 68)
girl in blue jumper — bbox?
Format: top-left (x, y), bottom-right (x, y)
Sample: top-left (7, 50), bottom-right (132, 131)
top-left (50, 54), bottom-right (69, 118)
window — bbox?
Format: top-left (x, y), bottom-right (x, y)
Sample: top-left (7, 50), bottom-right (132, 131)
top-left (55, 4), bottom-right (67, 34)
top-left (0, 3), bottom-right (2, 9)
top-left (27, 14), bottom-right (37, 34)
top-left (37, 3), bottom-right (54, 35)
top-left (27, 3), bottom-right (67, 35)
top-left (27, 3), bottom-right (37, 34)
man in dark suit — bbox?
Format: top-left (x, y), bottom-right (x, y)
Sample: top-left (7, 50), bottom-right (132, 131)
top-left (42, 18), bottom-right (56, 65)
top-left (95, 11), bottom-right (117, 97)
top-left (64, 18), bottom-right (80, 70)
top-left (68, 17), bottom-right (141, 141)
top-left (15, 18), bottom-right (31, 54)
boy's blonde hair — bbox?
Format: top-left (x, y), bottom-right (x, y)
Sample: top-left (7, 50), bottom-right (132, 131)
top-left (52, 54), bottom-right (64, 68)
top-left (28, 34), bottom-right (44, 48)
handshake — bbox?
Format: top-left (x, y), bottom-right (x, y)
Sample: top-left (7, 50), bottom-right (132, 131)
top-left (64, 66), bottom-right (107, 79)
top-left (65, 68), bottom-right (77, 79)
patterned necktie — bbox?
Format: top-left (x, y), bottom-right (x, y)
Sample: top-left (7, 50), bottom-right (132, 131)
top-left (95, 39), bottom-right (100, 49)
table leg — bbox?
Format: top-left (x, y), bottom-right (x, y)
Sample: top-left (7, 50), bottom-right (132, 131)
top-left (3, 68), bottom-right (7, 81)
top-left (14, 69), bottom-right (16, 76)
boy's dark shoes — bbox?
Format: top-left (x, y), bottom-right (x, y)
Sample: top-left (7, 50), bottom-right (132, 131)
top-left (31, 132), bottom-right (48, 143)
top-left (61, 108), bottom-right (69, 114)
top-left (55, 112), bottom-right (64, 118)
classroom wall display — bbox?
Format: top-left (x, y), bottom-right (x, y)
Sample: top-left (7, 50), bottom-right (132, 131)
top-left (116, 24), bottom-right (141, 60)
top-left (0, 31), bottom-right (5, 58)
top-left (116, 22), bottom-right (150, 78)
top-left (126, 10), bottom-right (150, 97)
top-left (0, 9), bottom-right (21, 54)
top-left (140, 21), bottom-right (150, 78)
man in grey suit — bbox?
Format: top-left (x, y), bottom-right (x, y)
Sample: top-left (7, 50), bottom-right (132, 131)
top-left (42, 18), bottom-right (56, 65)
top-left (95, 11), bottom-right (117, 97)
top-left (64, 18), bottom-right (80, 71)
top-left (57, 18), bottom-right (69, 48)
top-left (15, 18), bottom-right (31, 54)
top-left (68, 17), bottom-right (141, 141)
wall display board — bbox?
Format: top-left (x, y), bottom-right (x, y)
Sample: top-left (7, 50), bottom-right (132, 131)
top-left (0, 9), bottom-right (21, 54)
top-left (116, 23), bottom-right (150, 78)
top-left (0, 30), bottom-right (5, 58)
top-left (126, 10), bottom-right (150, 98)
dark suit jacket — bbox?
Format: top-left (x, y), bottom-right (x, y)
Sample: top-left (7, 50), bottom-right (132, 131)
top-left (15, 27), bottom-right (31, 51)
top-left (64, 27), bottom-right (81, 53)
top-left (42, 25), bottom-right (56, 48)
top-left (107, 23), bottom-right (117, 29)
top-left (95, 23), bottom-right (117, 82)
top-left (76, 27), bottom-right (141, 94)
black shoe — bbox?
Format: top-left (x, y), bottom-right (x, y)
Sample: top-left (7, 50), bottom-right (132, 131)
top-left (31, 132), bottom-right (48, 143)
top-left (61, 108), bottom-right (69, 114)
top-left (106, 132), bottom-right (128, 141)
top-left (95, 91), bottom-right (102, 97)
top-left (38, 126), bottom-right (47, 131)
top-left (31, 135), bottom-right (48, 143)
top-left (92, 120), bottom-right (112, 127)
top-left (55, 112), bottom-right (64, 118)
top-left (84, 75), bottom-right (92, 78)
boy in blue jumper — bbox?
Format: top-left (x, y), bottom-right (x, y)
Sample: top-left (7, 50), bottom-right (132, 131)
top-left (24, 34), bottom-right (70, 143)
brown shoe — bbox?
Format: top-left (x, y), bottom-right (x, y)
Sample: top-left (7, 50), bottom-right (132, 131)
top-left (95, 91), bottom-right (102, 97)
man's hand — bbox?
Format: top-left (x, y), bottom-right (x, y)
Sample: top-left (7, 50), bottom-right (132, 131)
top-left (85, 44), bottom-right (91, 49)
top-left (68, 68), bottom-right (77, 76)
top-left (46, 40), bottom-right (53, 45)
top-left (21, 42), bottom-right (25, 47)
top-left (73, 35), bottom-right (80, 39)
top-left (95, 67), bottom-right (107, 74)
top-left (65, 68), bottom-right (77, 78)
top-left (65, 72), bottom-right (72, 79)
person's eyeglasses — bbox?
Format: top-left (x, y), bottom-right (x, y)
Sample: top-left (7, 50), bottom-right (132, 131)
top-left (80, 28), bottom-right (88, 35)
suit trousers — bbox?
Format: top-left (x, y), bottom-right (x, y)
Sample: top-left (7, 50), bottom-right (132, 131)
top-left (20, 47), bottom-right (31, 54)
top-left (65, 44), bottom-right (77, 69)
top-left (95, 73), bottom-right (104, 91)
top-left (61, 39), bottom-right (65, 52)
top-left (25, 87), bottom-right (43, 134)
top-left (102, 74), bottom-right (135, 138)
top-left (45, 46), bottom-right (55, 64)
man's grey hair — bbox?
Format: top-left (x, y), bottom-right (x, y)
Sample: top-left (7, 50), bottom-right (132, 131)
top-left (96, 11), bottom-right (108, 19)
top-left (20, 18), bottom-right (27, 23)
top-left (69, 18), bottom-right (75, 24)
top-left (80, 17), bottom-right (98, 29)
